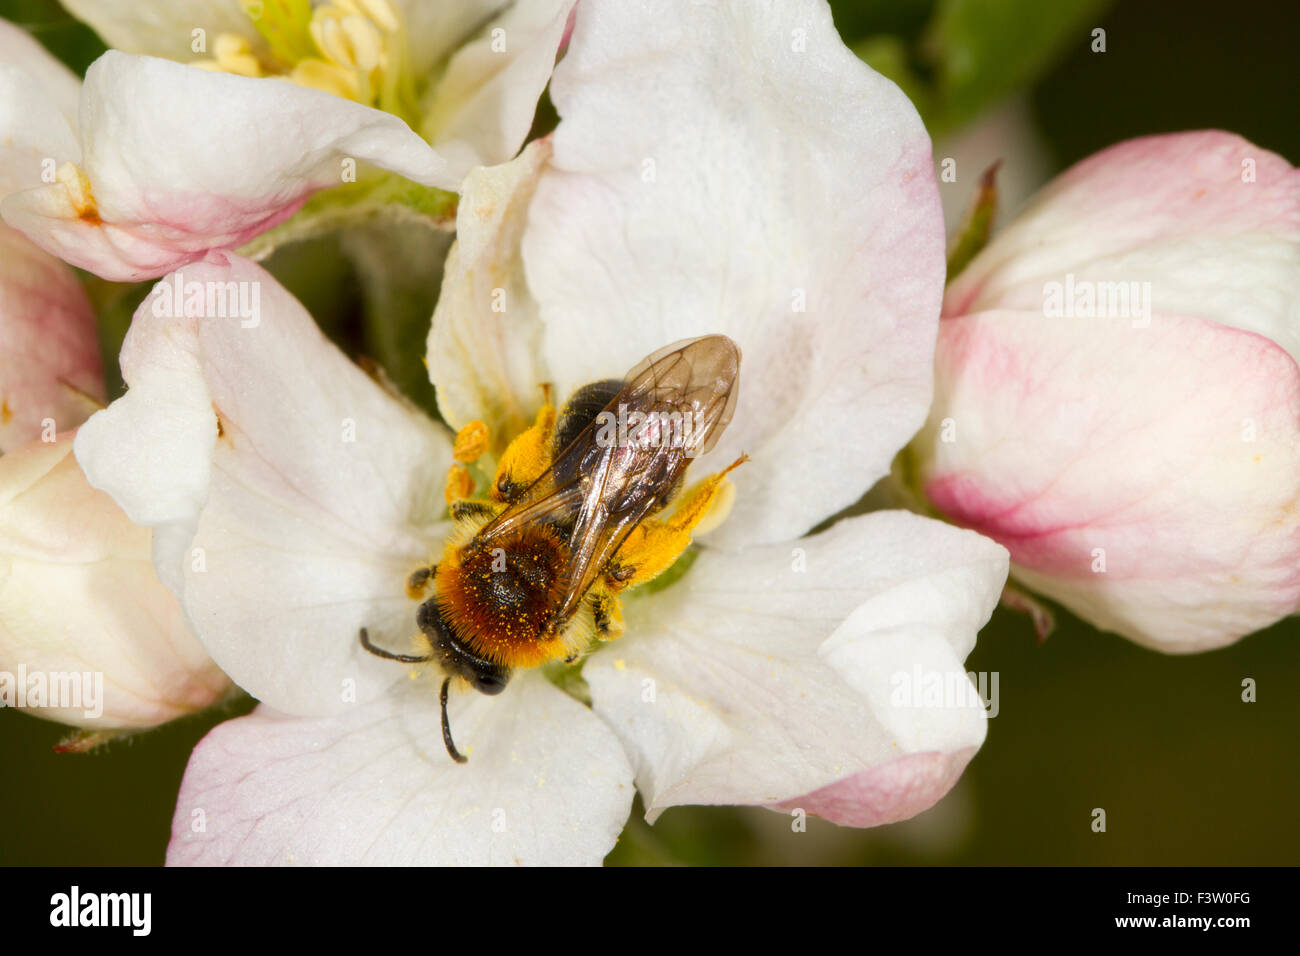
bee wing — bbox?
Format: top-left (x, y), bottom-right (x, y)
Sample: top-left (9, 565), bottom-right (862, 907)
top-left (479, 335), bottom-right (741, 626)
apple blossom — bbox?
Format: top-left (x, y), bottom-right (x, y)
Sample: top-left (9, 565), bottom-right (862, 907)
top-left (911, 131), bottom-right (1300, 653)
top-left (0, 1), bottom-right (572, 281)
top-left (74, 0), bottom-right (1009, 864)
top-left (0, 204), bottom-right (231, 730)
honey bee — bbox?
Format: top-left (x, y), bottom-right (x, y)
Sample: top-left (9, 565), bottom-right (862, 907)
top-left (360, 335), bottom-right (745, 763)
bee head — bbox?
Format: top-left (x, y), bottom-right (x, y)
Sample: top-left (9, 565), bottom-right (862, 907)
top-left (417, 595), bottom-right (511, 695)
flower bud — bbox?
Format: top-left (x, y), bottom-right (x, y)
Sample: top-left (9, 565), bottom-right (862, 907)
top-left (913, 131), bottom-right (1300, 652)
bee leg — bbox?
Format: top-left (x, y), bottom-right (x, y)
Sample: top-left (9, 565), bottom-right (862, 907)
top-left (589, 588), bottom-right (625, 642)
top-left (449, 499), bottom-right (498, 524)
top-left (606, 455), bottom-right (749, 590)
top-left (405, 565), bottom-right (436, 601)
top-left (491, 402), bottom-right (557, 502)
top-left (359, 627), bottom-right (432, 663)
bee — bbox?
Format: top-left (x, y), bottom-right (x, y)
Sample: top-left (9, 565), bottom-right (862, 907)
top-left (360, 335), bottom-right (745, 763)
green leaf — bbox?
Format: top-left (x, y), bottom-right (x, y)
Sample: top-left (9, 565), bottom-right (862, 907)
top-left (923, 0), bottom-right (1113, 134)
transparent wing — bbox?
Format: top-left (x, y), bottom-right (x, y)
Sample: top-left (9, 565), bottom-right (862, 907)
top-left (477, 334), bottom-right (741, 626)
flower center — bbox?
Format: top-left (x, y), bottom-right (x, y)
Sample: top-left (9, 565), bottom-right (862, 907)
top-left (192, 0), bottom-right (418, 122)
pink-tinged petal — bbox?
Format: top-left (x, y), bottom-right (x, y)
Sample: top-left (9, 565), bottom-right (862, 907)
top-left (1, 52), bottom-right (454, 282)
top-left (421, 0), bottom-right (575, 178)
top-left (585, 512), bottom-right (1007, 824)
top-left (167, 674), bottom-right (634, 866)
top-left (522, 0), bottom-right (946, 548)
top-left (946, 131), bottom-right (1300, 365)
top-left (0, 20), bottom-right (81, 196)
top-left (919, 309), bottom-right (1300, 652)
top-left (75, 254), bottom-right (455, 715)
top-left (428, 138), bottom-right (552, 444)
top-left (0, 433), bottom-right (230, 728)
top-left (0, 224), bottom-right (103, 452)
top-left (768, 748), bottom-right (977, 828)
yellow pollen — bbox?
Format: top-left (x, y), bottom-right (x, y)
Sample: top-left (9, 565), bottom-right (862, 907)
top-left (453, 420), bottom-right (491, 463)
top-left (54, 162), bottom-right (97, 220)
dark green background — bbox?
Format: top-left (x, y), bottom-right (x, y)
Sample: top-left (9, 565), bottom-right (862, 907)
top-left (1, 0), bottom-right (1297, 865)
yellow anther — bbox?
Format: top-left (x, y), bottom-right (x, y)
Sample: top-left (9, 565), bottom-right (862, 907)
top-left (187, 0), bottom-right (408, 113)
top-left (444, 464), bottom-right (475, 505)
top-left (310, 4), bottom-right (384, 72)
top-left (309, 15), bottom-right (352, 69)
top-left (351, 0), bottom-right (400, 32)
top-left (289, 57), bottom-right (361, 99)
top-left (54, 162), bottom-right (97, 220)
top-left (213, 33), bottom-right (263, 76)
top-left (453, 421), bottom-right (491, 464)
top-left (339, 15), bottom-right (383, 71)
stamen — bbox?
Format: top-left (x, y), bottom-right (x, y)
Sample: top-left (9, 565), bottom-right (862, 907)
top-left (290, 58), bottom-right (362, 100)
top-left (213, 33), bottom-right (263, 77)
top-left (354, 0), bottom-right (400, 32)
top-left (339, 15), bottom-right (383, 71)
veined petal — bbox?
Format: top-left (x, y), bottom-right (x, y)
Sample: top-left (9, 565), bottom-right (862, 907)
top-left (420, 0), bottom-right (574, 178)
top-left (428, 137), bottom-right (551, 445)
top-left (584, 512), bottom-right (1008, 825)
top-left (0, 434), bottom-right (230, 728)
top-left (0, 224), bottom-right (103, 453)
top-left (167, 673), bottom-right (634, 865)
top-left (945, 131), bottom-right (1300, 366)
top-left (523, 0), bottom-right (945, 548)
top-left (1, 52), bottom-right (454, 282)
top-left (919, 308), bottom-right (1300, 652)
top-left (0, 20), bottom-right (81, 196)
top-left (75, 255), bottom-right (455, 715)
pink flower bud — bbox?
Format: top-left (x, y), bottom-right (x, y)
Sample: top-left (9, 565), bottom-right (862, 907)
top-left (915, 131), bottom-right (1300, 652)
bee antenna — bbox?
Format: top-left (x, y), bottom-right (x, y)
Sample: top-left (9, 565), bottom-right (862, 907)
top-left (441, 677), bottom-right (469, 764)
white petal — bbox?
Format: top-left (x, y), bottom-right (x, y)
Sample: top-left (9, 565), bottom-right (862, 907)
top-left (0, 434), bottom-right (230, 728)
top-left (2, 52), bottom-right (454, 281)
top-left (420, 0), bottom-right (574, 177)
top-left (428, 138), bottom-right (551, 442)
top-left (584, 511), bottom-right (1008, 824)
top-left (522, 0), bottom-right (946, 547)
top-left (76, 254), bottom-right (455, 714)
top-left (0, 225), bottom-right (103, 452)
top-left (60, 0), bottom-right (264, 62)
top-left (396, 0), bottom-right (512, 80)
top-left (167, 673), bottom-right (634, 865)
top-left (0, 20), bottom-right (81, 196)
